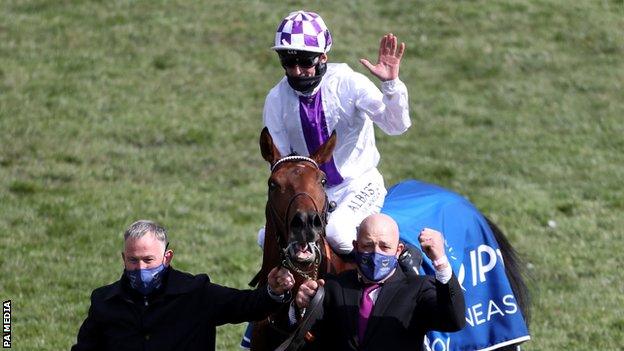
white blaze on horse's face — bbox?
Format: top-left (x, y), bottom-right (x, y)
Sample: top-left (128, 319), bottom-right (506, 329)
top-left (268, 160), bottom-right (328, 264)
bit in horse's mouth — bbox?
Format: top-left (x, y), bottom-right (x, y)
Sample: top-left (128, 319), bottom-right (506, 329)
top-left (288, 242), bottom-right (316, 263)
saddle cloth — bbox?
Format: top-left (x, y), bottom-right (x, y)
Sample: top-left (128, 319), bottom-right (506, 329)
top-left (382, 180), bottom-right (530, 351)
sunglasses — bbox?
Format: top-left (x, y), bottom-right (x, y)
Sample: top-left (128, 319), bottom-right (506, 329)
top-left (279, 55), bottom-right (321, 69)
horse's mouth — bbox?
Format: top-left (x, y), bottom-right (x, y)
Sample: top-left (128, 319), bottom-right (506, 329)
top-left (287, 242), bottom-right (317, 263)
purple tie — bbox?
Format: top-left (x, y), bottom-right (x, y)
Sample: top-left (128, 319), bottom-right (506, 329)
top-left (358, 283), bottom-right (380, 343)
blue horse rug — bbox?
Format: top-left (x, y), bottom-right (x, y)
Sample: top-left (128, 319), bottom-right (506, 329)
top-left (382, 180), bottom-right (530, 351)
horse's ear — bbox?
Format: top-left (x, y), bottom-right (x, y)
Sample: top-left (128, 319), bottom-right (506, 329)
top-left (260, 127), bottom-right (282, 165)
top-left (311, 130), bottom-right (337, 165)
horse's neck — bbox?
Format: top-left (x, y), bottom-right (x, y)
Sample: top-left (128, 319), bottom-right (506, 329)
top-left (259, 220), bottom-right (283, 286)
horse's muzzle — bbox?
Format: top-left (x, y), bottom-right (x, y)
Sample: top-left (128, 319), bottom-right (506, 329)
top-left (289, 211), bottom-right (323, 241)
top-left (286, 210), bottom-right (324, 262)
top-left (286, 241), bottom-right (320, 264)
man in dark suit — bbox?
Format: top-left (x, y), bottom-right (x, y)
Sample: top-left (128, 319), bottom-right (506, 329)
top-left (72, 220), bottom-right (295, 351)
top-left (296, 213), bottom-right (465, 350)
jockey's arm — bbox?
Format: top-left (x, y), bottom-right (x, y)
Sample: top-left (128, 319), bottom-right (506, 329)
top-left (352, 72), bottom-right (411, 135)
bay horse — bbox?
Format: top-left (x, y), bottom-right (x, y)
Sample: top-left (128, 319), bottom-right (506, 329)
top-left (251, 127), bottom-right (530, 351)
top-left (250, 127), bottom-right (353, 350)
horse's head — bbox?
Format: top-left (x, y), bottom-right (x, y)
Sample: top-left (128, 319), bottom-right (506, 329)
top-left (259, 127), bottom-right (336, 279)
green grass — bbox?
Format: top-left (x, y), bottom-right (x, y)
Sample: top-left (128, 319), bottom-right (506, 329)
top-left (1, 0), bottom-right (623, 349)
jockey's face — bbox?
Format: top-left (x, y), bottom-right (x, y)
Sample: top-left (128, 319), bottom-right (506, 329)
top-left (122, 233), bottom-right (173, 270)
top-left (354, 214), bottom-right (404, 258)
top-left (280, 52), bottom-right (328, 77)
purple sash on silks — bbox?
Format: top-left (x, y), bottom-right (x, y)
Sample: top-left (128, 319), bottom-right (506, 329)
top-left (381, 180), bottom-right (530, 351)
top-left (298, 91), bottom-right (344, 187)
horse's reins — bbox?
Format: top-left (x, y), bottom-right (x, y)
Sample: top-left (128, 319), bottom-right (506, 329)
top-left (274, 285), bottom-right (325, 351)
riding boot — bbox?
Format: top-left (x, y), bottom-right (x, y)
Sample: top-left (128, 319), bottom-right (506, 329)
top-left (398, 242), bottom-right (423, 278)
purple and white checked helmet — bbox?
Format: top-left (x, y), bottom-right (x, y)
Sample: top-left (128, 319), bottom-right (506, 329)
top-left (272, 10), bottom-right (332, 54)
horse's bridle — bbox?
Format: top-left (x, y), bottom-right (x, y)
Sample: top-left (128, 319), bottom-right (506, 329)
top-left (267, 157), bottom-right (330, 281)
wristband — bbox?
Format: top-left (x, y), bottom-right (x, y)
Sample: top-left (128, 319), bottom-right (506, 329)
top-left (433, 255), bottom-right (448, 267)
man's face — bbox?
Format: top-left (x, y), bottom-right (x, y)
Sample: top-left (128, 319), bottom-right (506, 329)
top-left (354, 214), bottom-right (404, 258)
top-left (122, 233), bottom-right (172, 270)
top-left (279, 52), bottom-right (328, 77)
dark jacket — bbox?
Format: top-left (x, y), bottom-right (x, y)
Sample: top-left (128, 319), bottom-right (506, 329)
top-left (311, 268), bottom-right (465, 351)
top-left (72, 267), bottom-right (283, 351)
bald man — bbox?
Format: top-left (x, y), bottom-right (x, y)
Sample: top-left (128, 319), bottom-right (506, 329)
top-left (295, 213), bottom-right (465, 351)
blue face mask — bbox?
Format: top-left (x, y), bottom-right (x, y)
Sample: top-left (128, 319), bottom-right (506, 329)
top-left (125, 264), bottom-right (167, 295)
top-left (355, 250), bottom-right (398, 282)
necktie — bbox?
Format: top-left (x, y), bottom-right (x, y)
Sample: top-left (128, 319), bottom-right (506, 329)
top-left (357, 283), bottom-right (380, 343)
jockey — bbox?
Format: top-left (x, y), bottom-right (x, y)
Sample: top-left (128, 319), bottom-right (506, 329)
top-left (259, 10), bottom-right (412, 255)
top-left (243, 12), bottom-right (419, 349)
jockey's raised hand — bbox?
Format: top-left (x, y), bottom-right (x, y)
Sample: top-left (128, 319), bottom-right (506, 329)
top-left (360, 33), bottom-right (405, 81)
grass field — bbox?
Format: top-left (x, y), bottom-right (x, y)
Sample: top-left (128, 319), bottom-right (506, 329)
top-left (1, 0), bottom-right (623, 349)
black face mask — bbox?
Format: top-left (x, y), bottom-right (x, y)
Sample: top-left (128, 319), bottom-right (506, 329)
top-left (286, 62), bottom-right (327, 95)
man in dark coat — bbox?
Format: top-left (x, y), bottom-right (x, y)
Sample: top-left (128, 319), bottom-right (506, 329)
top-left (72, 220), bottom-right (294, 351)
top-left (296, 213), bottom-right (465, 350)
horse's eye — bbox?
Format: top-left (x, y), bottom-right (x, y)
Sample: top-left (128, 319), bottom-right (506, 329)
top-left (269, 180), bottom-right (278, 190)
top-left (321, 178), bottom-right (327, 186)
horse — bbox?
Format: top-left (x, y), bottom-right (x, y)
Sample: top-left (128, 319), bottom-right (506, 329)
top-left (250, 127), bottom-right (354, 350)
top-left (251, 127), bottom-right (530, 351)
